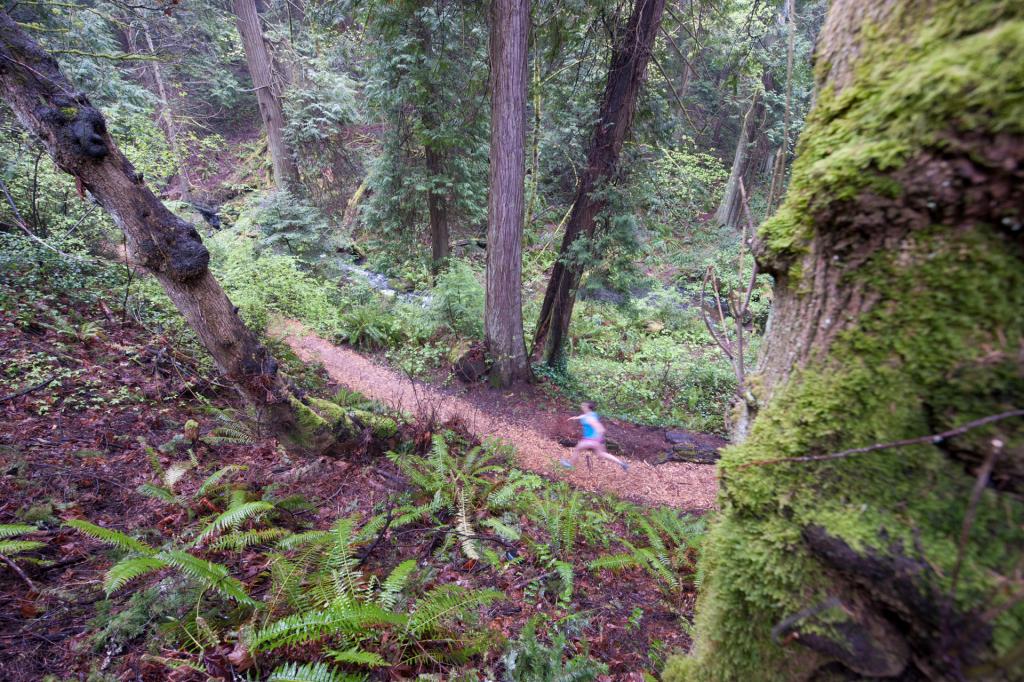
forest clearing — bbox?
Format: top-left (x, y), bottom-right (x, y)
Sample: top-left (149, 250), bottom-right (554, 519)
top-left (0, 0), bottom-right (1021, 681)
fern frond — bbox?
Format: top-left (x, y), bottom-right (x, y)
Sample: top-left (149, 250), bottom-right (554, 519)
top-left (588, 553), bottom-right (641, 572)
top-left (554, 560), bottom-right (574, 604)
top-left (378, 559), bottom-right (416, 609)
top-left (455, 488), bottom-right (479, 560)
top-left (327, 516), bottom-right (367, 604)
top-left (355, 511), bottom-right (390, 544)
top-left (407, 584), bottom-right (503, 637)
top-left (196, 465), bottom-right (245, 498)
top-left (209, 528), bottom-right (289, 552)
top-left (137, 483), bottom-right (181, 505)
top-left (487, 472), bottom-right (543, 510)
top-left (157, 549), bottom-right (256, 606)
top-left (277, 529), bottom-right (332, 550)
top-left (635, 547), bottom-right (679, 589)
top-left (560, 493), bottom-right (580, 555)
top-left (480, 517), bottom-right (521, 541)
top-left (249, 602), bottom-right (406, 652)
top-left (65, 519), bottom-right (155, 555)
top-left (267, 661), bottom-right (365, 682)
top-left (327, 646), bottom-right (389, 668)
top-left (0, 540), bottom-right (45, 555)
top-left (390, 503), bottom-right (432, 528)
top-left (196, 501), bottom-right (273, 544)
top-left (103, 555), bottom-right (168, 594)
top-left (163, 461), bottom-right (194, 489)
top-left (0, 524), bottom-right (37, 538)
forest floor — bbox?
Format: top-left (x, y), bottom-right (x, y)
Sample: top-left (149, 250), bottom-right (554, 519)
top-left (0, 300), bottom-right (706, 680)
top-left (271, 318), bottom-right (722, 511)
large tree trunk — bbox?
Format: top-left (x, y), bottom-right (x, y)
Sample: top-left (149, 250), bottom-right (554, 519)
top-left (416, 24), bottom-right (450, 274)
top-left (231, 0), bottom-right (299, 189)
top-left (484, 0), bottom-right (531, 386)
top-left (669, 2), bottom-right (1024, 681)
top-left (0, 12), bottom-right (344, 454)
top-left (425, 144), bottom-right (450, 272)
top-left (533, 0), bottom-right (666, 366)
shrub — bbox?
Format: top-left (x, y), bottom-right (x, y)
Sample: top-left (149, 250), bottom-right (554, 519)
top-left (432, 260), bottom-right (484, 339)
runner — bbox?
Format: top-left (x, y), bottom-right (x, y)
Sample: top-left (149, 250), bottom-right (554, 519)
top-left (561, 401), bottom-right (629, 472)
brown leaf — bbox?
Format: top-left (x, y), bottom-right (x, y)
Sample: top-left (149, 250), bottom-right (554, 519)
top-left (226, 641), bottom-right (253, 671)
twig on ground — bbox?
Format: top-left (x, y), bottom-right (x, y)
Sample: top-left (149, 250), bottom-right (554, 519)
top-left (0, 375), bottom-right (56, 403)
top-left (0, 552), bottom-right (38, 593)
top-left (736, 409), bottom-right (1024, 469)
top-left (356, 506), bottom-right (394, 567)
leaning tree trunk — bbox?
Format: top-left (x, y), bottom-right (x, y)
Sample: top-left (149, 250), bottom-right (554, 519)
top-left (668, 2), bottom-right (1024, 680)
top-left (484, 0), bottom-right (531, 386)
top-left (533, 0), bottom-right (666, 366)
top-left (712, 92), bottom-right (759, 228)
top-left (0, 12), bottom-right (351, 455)
top-left (231, 0), bottom-right (299, 189)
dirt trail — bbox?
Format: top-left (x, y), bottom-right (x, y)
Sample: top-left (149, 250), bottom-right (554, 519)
top-left (271, 319), bottom-right (718, 512)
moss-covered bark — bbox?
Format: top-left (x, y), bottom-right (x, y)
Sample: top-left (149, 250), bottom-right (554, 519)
top-left (668, 1), bottom-right (1024, 679)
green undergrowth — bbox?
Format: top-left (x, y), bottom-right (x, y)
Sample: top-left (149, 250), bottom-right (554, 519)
top-left (671, 3), bottom-right (1024, 677)
top-left (64, 429), bottom-right (705, 679)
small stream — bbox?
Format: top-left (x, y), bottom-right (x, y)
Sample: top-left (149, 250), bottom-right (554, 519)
top-left (336, 260), bottom-right (433, 307)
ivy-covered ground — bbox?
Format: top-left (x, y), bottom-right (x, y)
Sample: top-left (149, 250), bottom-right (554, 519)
top-left (0, 253), bottom-right (706, 682)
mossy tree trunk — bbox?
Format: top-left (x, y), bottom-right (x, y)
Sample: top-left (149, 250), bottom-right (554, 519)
top-left (670, 1), bottom-right (1024, 680)
top-left (0, 12), bottom-right (351, 456)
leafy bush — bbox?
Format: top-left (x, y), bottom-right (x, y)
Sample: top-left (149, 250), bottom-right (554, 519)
top-left (643, 139), bottom-right (729, 230)
top-left (501, 616), bottom-right (607, 682)
top-left (237, 189), bottom-right (350, 267)
top-left (432, 260), bottom-right (484, 339)
top-left (284, 59), bottom-right (359, 146)
top-left (205, 234), bottom-right (347, 335)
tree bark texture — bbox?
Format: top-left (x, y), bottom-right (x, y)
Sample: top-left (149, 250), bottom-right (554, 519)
top-left (713, 91), bottom-right (760, 228)
top-left (484, 0), bottom-right (531, 386)
top-left (0, 12), bottom-right (333, 453)
top-left (533, 0), bottom-right (666, 366)
top-left (668, 2), bottom-right (1024, 680)
top-left (231, 0), bottom-right (299, 189)
top-left (415, 24), bottom-right (451, 274)
top-left (425, 144), bottom-right (450, 271)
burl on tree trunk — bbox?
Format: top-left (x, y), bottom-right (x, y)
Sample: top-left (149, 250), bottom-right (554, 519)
top-left (0, 12), bottom-right (359, 455)
top-left (668, 2), bottom-right (1024, 681)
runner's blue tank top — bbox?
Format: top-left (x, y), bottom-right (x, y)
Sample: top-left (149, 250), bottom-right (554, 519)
top-left (582, 413), bottom-right (599, 439)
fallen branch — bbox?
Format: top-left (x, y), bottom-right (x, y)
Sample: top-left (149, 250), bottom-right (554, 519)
top-left (0, 375), bottom-right (56, 403)
top-left (0, 552), bottom-right (38, 593)
top-left (736, 409), bottom-right (1024, 469)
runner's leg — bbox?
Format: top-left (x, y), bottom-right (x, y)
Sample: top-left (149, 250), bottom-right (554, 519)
top-left (595, 442), bottom-right (629, 470)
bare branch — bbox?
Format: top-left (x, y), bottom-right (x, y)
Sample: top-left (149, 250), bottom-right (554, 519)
top-left (951, 438), bottom-right (1002, 597)
top-left (737, 409), bottom-right (1024, 469)
top-left (700, 266), bottom-right (734, 361)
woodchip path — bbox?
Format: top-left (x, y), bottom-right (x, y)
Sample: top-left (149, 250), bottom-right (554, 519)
top-left (271, 318), bottom-right (718, 512)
